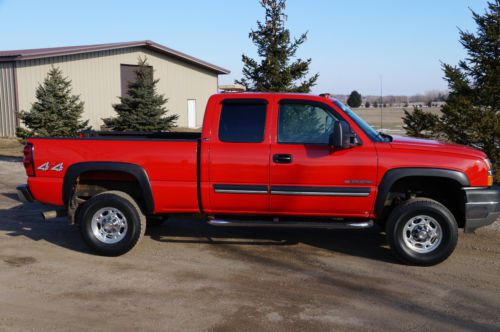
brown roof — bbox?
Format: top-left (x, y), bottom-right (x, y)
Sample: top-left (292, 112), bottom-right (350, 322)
top-left (0, 40), bottom-right (230, 74)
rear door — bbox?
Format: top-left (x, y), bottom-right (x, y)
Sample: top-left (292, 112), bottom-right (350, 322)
top-left (207, 97), bottom-right (271, 214)
top-left (269, 98), bottom-right (377, 217)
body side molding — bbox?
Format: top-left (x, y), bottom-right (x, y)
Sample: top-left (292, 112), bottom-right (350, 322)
top-left (270, 186), bottom-right (370, 197)
top-left (213, 184), bottom-right (268, 194)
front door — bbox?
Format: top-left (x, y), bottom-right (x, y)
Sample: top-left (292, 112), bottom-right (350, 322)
top-left (207, 98), bottom-right (271, 214)
top-left (269, 98), bottom-right (377, 218)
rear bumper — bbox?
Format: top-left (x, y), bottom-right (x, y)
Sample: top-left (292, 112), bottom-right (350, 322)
top-left (16, 184), bottom-right (34, 203)
top-left (464, 187), bottom-right (500, 233)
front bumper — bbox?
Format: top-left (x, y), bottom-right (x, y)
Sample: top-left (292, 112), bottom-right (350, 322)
top-left (464, 186), bottom-right (500, 233)
top-left (16, 184), bottom-right (34, 203)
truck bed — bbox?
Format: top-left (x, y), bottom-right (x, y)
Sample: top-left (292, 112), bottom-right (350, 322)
top-left (27, 133), bottom-right (201, 213)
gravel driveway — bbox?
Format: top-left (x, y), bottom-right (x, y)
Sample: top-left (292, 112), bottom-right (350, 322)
top-left (0, 158), bottom-right (499, 331)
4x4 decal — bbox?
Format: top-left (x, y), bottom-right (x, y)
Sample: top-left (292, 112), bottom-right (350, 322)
top-left (37, 162), bottom-right (64, 172)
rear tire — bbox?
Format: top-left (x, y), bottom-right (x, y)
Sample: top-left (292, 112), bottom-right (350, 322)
top-left (78, 191), bottom-right (146, 256)
top-left (386, 198), bottom-right (458, 266)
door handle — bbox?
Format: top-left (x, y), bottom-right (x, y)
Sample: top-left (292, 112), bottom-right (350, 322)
top-left (273, 154), bottom-right (293, 164)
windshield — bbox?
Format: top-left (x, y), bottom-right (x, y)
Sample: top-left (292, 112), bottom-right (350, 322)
top-left (332, 100), bottom-right (387, 142)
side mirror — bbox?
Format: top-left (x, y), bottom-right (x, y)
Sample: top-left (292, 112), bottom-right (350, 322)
top-left (330, 121), bottom-right (354, 149)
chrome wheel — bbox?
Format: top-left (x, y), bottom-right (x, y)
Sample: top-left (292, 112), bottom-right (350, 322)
top-left (403, 215), bottom-right (442, 254)
top-left (91, 207), bottom-right (128, 244)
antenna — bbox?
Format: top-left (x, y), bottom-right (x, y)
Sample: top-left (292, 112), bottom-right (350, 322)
top-left (379, 75), bottom-right (383, 131)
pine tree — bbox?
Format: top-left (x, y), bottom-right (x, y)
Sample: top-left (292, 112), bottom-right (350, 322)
top-left (235, 0), bottom-right (318, 92)
top-left (402, 106), bottom-right (439, 138)
top-left (439, 1), bottom-right (499, 162)
top-left (103, 57), bottom-right (178, 131)
top-left (402, 1), bottom-right (499, 163)
top-left (16, 66), bottom-right (89, 138)
top-left (347, 90), bottom-right (362, 108)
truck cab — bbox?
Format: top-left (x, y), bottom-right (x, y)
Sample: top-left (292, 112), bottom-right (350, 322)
top-left (201, 93), bottom-right (378, 217)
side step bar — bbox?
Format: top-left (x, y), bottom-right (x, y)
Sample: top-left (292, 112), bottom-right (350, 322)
top-left (207, 218), bottom-right (373, 230)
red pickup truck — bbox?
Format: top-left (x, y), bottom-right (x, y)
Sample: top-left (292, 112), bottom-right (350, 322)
top-left (17, 93), bottom-right (499, 265)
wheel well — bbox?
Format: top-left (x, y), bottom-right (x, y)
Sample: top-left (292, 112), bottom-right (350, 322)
top-left (380, 176), bottom-right (466, 227)
top-left (69, 170), bottom-right (146, 222)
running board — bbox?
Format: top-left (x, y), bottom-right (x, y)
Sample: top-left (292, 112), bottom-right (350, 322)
top-left (207, 218), bottom-right (373, 230)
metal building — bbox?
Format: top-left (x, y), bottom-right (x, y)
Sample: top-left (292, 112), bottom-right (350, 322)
top-left (0, 40), bottom-right (229, 137)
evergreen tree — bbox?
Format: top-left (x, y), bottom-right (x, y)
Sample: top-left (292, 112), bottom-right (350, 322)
top-left (402, 106), bottom-right (439, 138)
top-left (17, 66), bottom-right (89, 138)
top-left (104, 57), bottom-right (178, 131)
top-left (365, 101), bottom-right (371, 108)
top-left (347, 90), bottom-right (362, 108)
top-left (235, 0), bottom-right (318, 92)
top-left (439, 1), bottom-right (499, 162)
top-left (402, 1), bottom-right (499, 163)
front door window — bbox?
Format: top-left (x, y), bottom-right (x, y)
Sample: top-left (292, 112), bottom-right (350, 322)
top-left (278, 103), bottom-right (337, 145)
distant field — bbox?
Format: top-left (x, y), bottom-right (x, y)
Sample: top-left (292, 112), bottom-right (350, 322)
top-left (353, 107), bottom-right (442, 135)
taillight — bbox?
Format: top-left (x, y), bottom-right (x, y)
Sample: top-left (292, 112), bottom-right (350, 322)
top-left (23, 143), bottom-right (35, 176)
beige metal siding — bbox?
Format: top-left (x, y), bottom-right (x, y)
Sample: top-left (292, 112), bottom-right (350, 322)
top-left (16, 47), bottom-right (219, 129)
top-left (0, 62), bottom-right (17, 137)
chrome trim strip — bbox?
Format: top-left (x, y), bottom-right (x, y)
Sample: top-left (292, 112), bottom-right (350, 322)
top-left (214, 189), bottom-right (268, 194)
top-left (270, 190), bottom-right (370, 197)
top-left (466, 201), bottom-right (499, 205)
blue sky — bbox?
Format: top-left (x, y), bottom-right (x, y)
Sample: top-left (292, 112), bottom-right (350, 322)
top-left (0, 0), bottom-right (489, 95)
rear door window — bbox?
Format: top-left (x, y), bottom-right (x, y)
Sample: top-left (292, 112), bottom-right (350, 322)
top-left (218, 102), bottom-right (267, 143)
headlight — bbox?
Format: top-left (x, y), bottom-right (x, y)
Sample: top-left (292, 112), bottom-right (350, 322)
top-left (485, 158), bottom-right (492, 170)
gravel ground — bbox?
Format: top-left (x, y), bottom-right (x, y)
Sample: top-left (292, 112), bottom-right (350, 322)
top-left (0, 158), bottom-right (499, 331)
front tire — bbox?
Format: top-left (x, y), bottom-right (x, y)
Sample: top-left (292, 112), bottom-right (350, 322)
top-left (386, 198), bottom-right (458, 266)
top-left (78, 191), bottom-right (146, 256)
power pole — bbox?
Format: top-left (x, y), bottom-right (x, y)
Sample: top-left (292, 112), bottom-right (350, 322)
top-left (379, 75), bottom-right (383, 131)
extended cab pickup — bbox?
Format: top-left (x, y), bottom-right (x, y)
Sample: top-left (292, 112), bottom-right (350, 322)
top-left (17, 93), bottom-right (500, 265)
